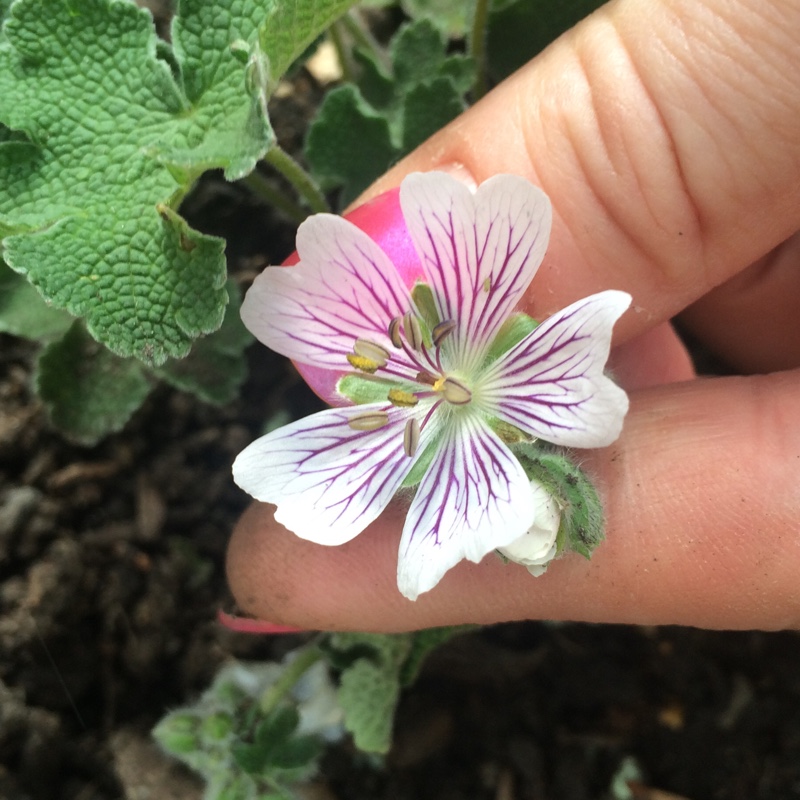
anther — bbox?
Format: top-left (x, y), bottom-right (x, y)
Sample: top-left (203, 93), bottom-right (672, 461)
top-left (388, 388), bottom-right (418, 408)
top-left (432, 320), bottom-right (456, 348)
top-left (388, 317), bottom-right (403, 349)
top-left (415, 370), bottom-right (438, 386)
top-left (441, 377), bottom-right (472, 405)
top-left (347, 353), bottom-right (380, 373)
top-left (403, 418), bottom-right (420, 457)
top-left (348, 411), bottom-right (390, 431)
top-left (403, 312), bottom-right (423, 351)
top-left (353, 338), bottom-right (389, 367)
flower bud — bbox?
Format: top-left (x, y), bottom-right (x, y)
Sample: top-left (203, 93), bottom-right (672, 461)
top-left (497, 481), bottom-right (560, 576)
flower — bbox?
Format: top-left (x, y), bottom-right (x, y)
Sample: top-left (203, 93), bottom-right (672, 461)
top-left (233, 172), bottom-right (630, 600)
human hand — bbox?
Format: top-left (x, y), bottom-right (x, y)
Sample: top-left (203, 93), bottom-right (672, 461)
top-left (227, 0), bottom-right (800, 632)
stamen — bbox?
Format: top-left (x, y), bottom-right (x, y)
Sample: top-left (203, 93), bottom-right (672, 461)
top-left (432, 320), bottom-right (456, 348)
top-left (403, 312), bottom-right (423, 351)
top-left (388, 317), bottom-right (403, 349)
top-left (348, 411), bottom-right (390, 431)
top-left (415, 370), bottom-right (438, 386)
top-left (388, 388), bottom-right (419, 408)
top-left (354, 338), bottom-right (390, 367)
top-left (403, 418), bottom-right (420, 457)
top-left (347, 353), bottom-right (380, 373)
top-left (441, 377), bottom-right (472, 405)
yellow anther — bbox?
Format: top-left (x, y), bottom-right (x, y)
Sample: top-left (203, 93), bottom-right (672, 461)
top-left (354, 338), bottom-right (389, 367)
top-left (441, 377), bottom-right (472, 405)
top-left (348, 411), bottom-right (390, 431)
top-left (388, 388), bottom-right (419, 408)
top-left (346, 353), bottom-right (380, 373)
top-left (403, 418), bottom-right (420, 457)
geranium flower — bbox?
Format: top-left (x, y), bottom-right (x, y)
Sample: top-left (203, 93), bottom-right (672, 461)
top-left (233, 172), bottom-right (630, 600)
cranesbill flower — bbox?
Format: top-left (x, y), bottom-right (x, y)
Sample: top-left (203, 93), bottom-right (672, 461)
top-left (233, 172), bottom-right (630, 600)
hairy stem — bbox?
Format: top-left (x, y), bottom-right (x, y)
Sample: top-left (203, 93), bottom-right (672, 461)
top-left (240, 171), bottom-right (308, 223)
top-left (263, 145), bottom-right (331, 214)
top-left (468, 0), bottom-right (490, 100)
top-left (259, 644), bottom-right (324, 716)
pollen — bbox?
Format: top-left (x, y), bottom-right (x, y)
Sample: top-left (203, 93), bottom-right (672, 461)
top-left (353, 338), bottom-right (390, 367)
top-left (347, 353), bottom-right (380, 373)
top-left (388, 388), bottom-right (419, 407)
top-left (348, 411), bottom-right (390, 431)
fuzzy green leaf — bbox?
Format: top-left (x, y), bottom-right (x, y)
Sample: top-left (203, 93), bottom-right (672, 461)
top-left (401, 75), bottom-right (466, 153)
top-left (305, 84), bottom-right (395, 205)
top-left (400, 0), bottom-right (475, 38)
top-left (35, 322), bottom-right (151, 445)
top-left (400, 626), bottom-right (472, 686)
top-left (0, 260), bottom-right (73, 340)
top-left (154, 279), bottom-right (252, 405)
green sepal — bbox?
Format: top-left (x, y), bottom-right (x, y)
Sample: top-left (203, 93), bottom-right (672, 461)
top-left (337, 373), bottom-right (399, 405)
top-left (482, 312), bottom-right (538, 368)
top-left (410, 281), bottom-right (439, 342)
top-left (400, 439), bottom-right (438, 488)
top-left (512, 443), bottom-right (605, 559)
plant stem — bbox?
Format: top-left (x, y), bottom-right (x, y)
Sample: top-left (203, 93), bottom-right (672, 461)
top-left (264, 145), bottom-right (331, 214)
top-left (341, 10), bottom-right (389, 71)
top-left (468, 0), bottom-right (491, 101)
top-left (259, 644), bottom-right (324, 716)
top-left (240, 171), bottom-right (308, 224)
top-left (329, 22), bottom-right (355, 84)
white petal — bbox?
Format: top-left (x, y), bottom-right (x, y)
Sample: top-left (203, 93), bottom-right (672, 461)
top-left (481, 290), bottom-right (631, 448)
top-left (241, 214), bottom-right (417, 376)
top-left (400, 172), bottom-right (552, 370)
top-left (396, 415), bottom-right (537, 600)
top-left (232, 404), bottom-right (421, 545)
top-left (497, 481), bottom-right (560, 573)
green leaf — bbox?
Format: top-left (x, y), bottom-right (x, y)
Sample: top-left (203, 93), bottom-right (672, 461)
top-left (305, 84), bottom-right (395, 205)
top-left (399, 0), bottom-right (475, 38)
top-left (255, 706), bottom-right (301, 751)
top-left (155, 279), bottom-right (252, 405)
top-left (268, 734), bottom-right (322, 770)
top-left (400, 75), bottom-right (466, 153)
top-left (0, 260), bottom-right (73, 340)
top-left (0, 0), bottom-right (266, 365)
top-left (487, 0), bottom-right (607, 82)
top-left (400, 625), bottom-right (473, 686)
top-left (35, 322), bottom-right (152, 446)
top-left (257, 0), bottom-right (360, 93)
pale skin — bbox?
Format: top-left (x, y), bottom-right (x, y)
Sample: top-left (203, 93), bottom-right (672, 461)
top-left (227, 0), bottom-right (800, 631)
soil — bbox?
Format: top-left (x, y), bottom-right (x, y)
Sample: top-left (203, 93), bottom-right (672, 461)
top-left (3, 52), bottom-right (800, 800)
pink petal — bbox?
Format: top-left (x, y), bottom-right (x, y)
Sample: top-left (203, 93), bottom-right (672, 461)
top-left (400, 172), bottom-right (552, 371)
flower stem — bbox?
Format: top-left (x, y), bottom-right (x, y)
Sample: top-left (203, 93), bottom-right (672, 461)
top-left (259, 644), bottom-right (324, 716)
top-left (240, 171), bottom-right (308, 224)
top-left (329, 22), bottom-right (355, 84)
top-left (468, 0), bottom-right (491, 101)
top-left (341, 10), bottom-right (388, 70)
top-left (263, 145), bottom-right (331, 214)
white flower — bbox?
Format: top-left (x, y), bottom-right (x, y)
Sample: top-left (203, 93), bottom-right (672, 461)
top-left (233, 172), bottom-right (630, 600)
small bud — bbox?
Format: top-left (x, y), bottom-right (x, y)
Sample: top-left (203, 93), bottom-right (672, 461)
top-left (403, 418), bottom-right (420, 457)
top-left (201, 712), bottom-right (234, 741)
top-left (348, 411), bottom-right (390, 431)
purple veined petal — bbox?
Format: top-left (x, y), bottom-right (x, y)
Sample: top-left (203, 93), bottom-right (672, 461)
top-left (241, 214), bottom-right (418, 377)
top-left (233, 403), bottom-right (431, 546)
top-left (400, 172), bottom-right (552, 371)
top-left (396, 414), bottom-right (538, 600)
top-left (481, 290), bottom-right (632, 448)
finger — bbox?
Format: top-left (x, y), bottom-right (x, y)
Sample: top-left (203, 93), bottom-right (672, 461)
top-left (679, 231), bottom-right (800, 373)
top-left (227, 369), bottom-right (800, 632)
top-left (360, 0), bottom-right (800, 343)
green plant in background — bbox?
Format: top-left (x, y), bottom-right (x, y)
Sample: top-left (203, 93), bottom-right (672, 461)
top-left (154, 627), bottom-right (467, 799)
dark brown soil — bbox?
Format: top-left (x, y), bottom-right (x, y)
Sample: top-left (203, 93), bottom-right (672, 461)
top-left (3, 76), bottom-right (800, 800)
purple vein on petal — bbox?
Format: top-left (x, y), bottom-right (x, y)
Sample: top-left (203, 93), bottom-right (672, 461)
top-left (400, 173), bottom-right (552, 371)
top-left (480, 291), bottom-right (631, 448)
top-left (241, 215), bottom-right (418, 377)
top-left (396, 415), bottom-right (536, 600)
top-left (232, 404), bottom-right (429, 546)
